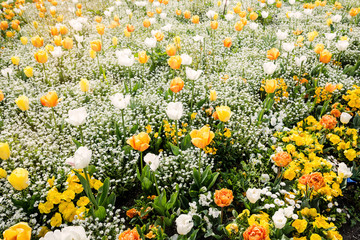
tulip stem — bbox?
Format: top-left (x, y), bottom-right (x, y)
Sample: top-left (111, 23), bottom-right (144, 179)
top-left (51, 108), bottom-right (57, 130)
top-left (83, 167), bottom-right (98, 209)
top-left (79, 125), bottom-right (84, 146)
top-left (175, 120), bottom-right (179, 147)
top-left (140, 151), bottom-right (143, 172)
top-left (121, 109), bottom-right (126, 144)
top-left (42, 63), bottom-right (50, 86)
top-left (190, 80), bottom-right (195, 112)
top-left (220, 207), bottom-right (224, 224)
top-left (154, 171), bottom-right (160, 196)
top-left (198, 148), bottom-right (202, 172)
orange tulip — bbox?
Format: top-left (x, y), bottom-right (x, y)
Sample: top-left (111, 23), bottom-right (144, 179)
top-left (40, 91), bottom-right (59, 107)
top-left (214, 188), bottom-right (234, 207)
top-left (54, 36), bottom-right (62, 46)
top-left (96, 23), bottom-right (105, 35)
top-left (94, 16), bottom-right (102, 23)
top-left (325, 83), bottom-right (336, 93)
top-left (234, 21), bottom-right (244, 31)
top-left (3, 223), bottom-right (32, 240)
top-left (59, 25), bottom-right (68, 35)
top-left (243, 225), bottom-right (268, 240)
top-left (50, 27), bottom-right (59, 36)
top-left (118, 228), bottom-right (140, 240)
top-left (191, 15), bottom-right (199, 24)
top-left (168, 55), bottom-right (182, 69)
top-left (319, 114), bottom-right (337, 129)
top-left (184, 10), bottom-right (191, 19)
top-left (319, 49), bottom-right (332, 64)
top-left (308, 172), bottom-right (326, 190)
top-left (90, 40), bottom-right (102, 52)
top-left (166, 44), bottom-right (177, 56)
top-left (170, 77), bottom-right (184, 93)
top-left (126, 24), bottom-right (135, 32)
top-left (210, 21), bottom-right (218, 30)
top-left (176, 9), bottom-right (182, 15)
top-left (147, 11), bottom-right (155, 17)
top-left (143, 19), bottom-right (151, 28)
top-left (249, 12), bottom-right (258, 20)
top-left (137, 51), bottom-right (149, 64)
top-left (154, 31), bottom-right (164, 41)
top-left (0, 90), bottom-right (4, 102)
top-left (267, 48), bottom-right (280, 60)
top-left (62, 37), bottom-right (73, 50)
top-left (273, 152), bottom-right (292, 167)
top-left (190, 126), bottom-right (215, 149)
top-left (0, 21), bottom-right (8, 30)
top-left (127, 132), bottom-right (150, 152)
top-left (223, 37), bottom-right (232, 48)
top-left (264, 79), bottom-right (277, 93)
top-left (31, 35), bottom-right (44, 48)
top-left (34, 50), bottom-right (48, 63)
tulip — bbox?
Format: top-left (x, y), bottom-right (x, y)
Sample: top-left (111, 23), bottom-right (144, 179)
top-left (31, 35), bottom-right (44, 48)
top-left (8, 168), bottom-right (29, 190)
top-left (319, 49), bottom-right (332, 64)
top-left (0, 142), bottom-right (10, 160)
top-left (166, 44), bottom-right (177, 56)
top-left (96, 23), bottom-right (105, 35)
top-left (40, 91), bottom-right (59, 108)
top-left (3, 223), bottom-right (31, 240)
top-left (62, 37), bottom-right (73, 50)
top-left (216, 106), bottom-right (232, 122)
top-left (190, 126), bottom-right (214, 149)
top-left (223, 37), bottom-right (232, 48)
top-left (176, 214), bottom-right (194, 235)
top-left (154, 31), bottom-right (164, 41)
top-left (23, 66), bottom-right (33, 78)
top-left (144, 153), bottom-right (161, 172)
top-left (0, 21), bottom-right (8, 30)
top-left (314, 43), bottom-right (325, 54)
top-left (54, 35), bottom-right (62, 46)
top-left (210, 90), bottom-right (217, 101)
top-left (267, 48), bottom-right (280, 60)
top-left (249, 12), bottom-right (258, 20)
top-left (94, 16), bottom-right (102, 23)
top-left (90, 40), bottom-right (102, 52)
top-left (15, 95), bottom-right (29, 111)
top-left (184, 10), bottom-right (191, 19)
top-left (210, 21), bottom-right (218, 30)
top-left (168, 55), bottom-right (182, 69)
top-left (191, 15), bottom-right (199, 24)
top-left (34, 50), bottom-right (48, 63)
top-left (59, 25), bottom-right (68, 35)
top-left (112, 37), bottom-right (118, 46)
top-left (336, 40), bottom-right (349, 51)
top-left (137, 51), bottom-right (150, 64)
top-left (234, 21), bottom-right (244, 31)
top-left (340, 112), bottom-right (352, 124)
top-left (180, 54), bottom-right (192, 65)
top-left (11, 56), bottom-right (20, 65)
top-left (264, 79), bottom-right (278, 93)
top-left (45, 44), bottom-right (54, 52)
top-left (170, 77), bottom-right (184, 93)
top-left (127, 132), bottom-right (151, 170)
top-left (143, 19), bottom-right (151, 28)
top-left (65, 146), bottom-right (92, 169)
top-left (325, 83), bottom-right (336, 93)
top-left (0, 90), bottom-right (4, 102)
top-left (65, 107), bottom-right (87, 127)
top-left (79, 78), bottom-right (90, 92)
top-left (20, 36), bottom-right (28, 45)
top-left (263, 62), bottom-right (277, 75)
top-left (89, 49), bottom-right (96, 59)
top-left (126, 24), bottom-right (135, 32)
top-left (166, 102), bottom-right (183, 146)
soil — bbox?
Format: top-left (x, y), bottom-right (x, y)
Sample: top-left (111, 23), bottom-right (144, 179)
top-left (340, 224), bottom-right (360, 240)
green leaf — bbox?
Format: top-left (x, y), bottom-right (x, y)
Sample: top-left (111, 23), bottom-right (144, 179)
top-left (87, 165), bottom-right (96, 176)
top-left (130, 124), bottom-right (138, 134)
top-left (98, 178), bottom-right (110, 206)
top-left (169, 142), bottom-right (180, 156)
top-left (94, 206), bottom-right (106, 221)
top-left (180, 133), bottom-right (191, 150)
top-left (72, 138), bottom-right (82, 148)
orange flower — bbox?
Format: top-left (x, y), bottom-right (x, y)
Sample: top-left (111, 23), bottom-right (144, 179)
top-left (50, 27), bottom-right (59, 36)
top-left (143, 19), bottom-right (151, 28)
top-left (90, 40), bottom-right (102, 52)
top-left (319, 49), bottom-right (332, 64)
top-left (3, 222), bottom-right (32, 240)
top-left (214, 188), bottom-right (233, 207)
top-left (330, 109), bottom-right (341, 118)
top-left (210, 21), bottom-right (218, 30)
top-left (234, 21), bottom-right (244, 31)
top-left (319, 115), bottom-right (337, 129)
top-left (34, 50), bottom-right (48, 63)
top-left (137, 51), bottom-right (149, 64)
top-left (249, 12), bottom-right (258, 20)
top-left (325, 83), bottom-right (336, 93)
top-left (154, 32), bottom-right (164, 41)
top-left (170, 77), bottom-right (184, 93)
top-left (267, 48), bottom-right (280, 60)
top-left (212, 111), bottom-right (219, 120)
top-left (299, 174), bottom-right (310, 185)
top-left (54, 35), bottom-right (62, 46)
top-left (243, 224), bottom-right (268, 240)
top-left (40, 91), bottom-right (59, 107)
top-left (184, 10), bottom-right (191, 19)
top-left (59, 25), bottom-right (68, 35)
top-left (223, 37), bottom-right (232, 48)
top-left (118, 228), bottom-right (140, 240)
top-left (62, 37), bottom-right (73, 50)
top-left (175, 9), bottom-right (182, 16)
top-left (190, 126), bottom-right (215, 149)
top-left (94, 16), bottom-right (102, 23)
top-left (126, 24), bottom-right (135, 32)
top-left (31, 35), bottom-right (44, 48)
top-left (0, 90), bottom-right (4, 102)
top-left (308, 172), bottom-right (326, 190)
top-left (273, 152), bottom-right (292, 167)
top-left (126, 208), bottom-right (139, 218)
top-left (96, 23), bottom-right (105, 35)
top-left (127, 132), bottom-right (151, 152)
top-left (191, 15), bottom-right (199, 24)
top-left (264, 79), bottom-right (277, 93)
top-left (166, 44), bottom-right (177, 56)
top-left (168, 55), bottom-right (182, 69)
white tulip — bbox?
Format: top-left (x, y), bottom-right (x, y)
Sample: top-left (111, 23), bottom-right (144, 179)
top-left (66, 107), bottom-right (87, 126)
top-left (186, 67), bottom-right (203, 80)
top-left (160, 13), bottom-right (168, 20)
top-left (144, 37), bottom-right (157, 48)
top-left (272, 210), bottom-right (287, 229)
top-left (69, 19), bottom-right (82, 31)
top-left (340, 112), bottom-right (352, 124)
top-left (249, 22), bottom-right (258, 30)
top-left (293, 11), bottom-right (302, 19)
top-left (180, 54), bottom-right (192, 65)
top-left (336, 40), bottom-right (349, 51)
top-left (283, 206), bottom-right (294, 218)
top-left (193, 35), bottom-right (204, 42)
top-left (331, 14), bottom-right (342, 23)
top-left (246, 188), bottom-right (262, 203)
top-left (225, 13), bottom-right (235, 21)
top-left (206, 10), bottom-right (216, 19)
top-left (338, 162), bottom-right (352, 178)
top-left (261, 11), bottom-right (269, 18)
top-left (304, 9), bottom-right (313, 15)
top-left (276, 30), bottom-right (288, 40)
top-left (144, 153), bottom-right (161, 171)
top-left (109, 93), bottom-right (131, 109)
top-left (267, 0), bottom-right (275, 4)
top-left (74, 34), bottom-right (84, 43)
top-left (325, 33), bottom-right (337, 41)
top-left (41, 226), bottom-right (89, 240)
top-left (66, 147), bottom-right (92, 169)
top-left (1, 68), bottom-right (13, 77)
top-left (289, 0), bottom-right (295, 4)
top-left (260, 3), bottom-right (266, 8)
top-left (166, 102), bottom-right (183, 120)
top-left (282, 42), bottom-right (294, 52)
top-left (51, 47), bottom-right (64, 58)
top-left (176, 214), bottom-right (193, 235)
top-left (295, 56), bottom-right (307, 67)
top-left (116, 50), bottom-right (135, 67)
top-left (263, 62), bottom-right (277, 75)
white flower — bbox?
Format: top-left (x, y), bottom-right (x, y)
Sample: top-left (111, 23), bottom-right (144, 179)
top-left (295, 56), bottom-right (307, 67)
top-left (338, 162), bottom-right (352, 178)
top-left (267, 0), bottom-right (275, 4)
top-left (325, 33), bottom-right (337, 41)
top-left (206, 10), bottom-right (216, 19)
top-left (261, 11), bottom-right (269, 18)
top-left (126, 9), bottom-right (132, 15)
top-left (66, 107), bottom-right (87, 126)
top-left (193, 35), bottom-right (204, 42)
top-left (331, 14), bottom-right (342, 23)
top-left (260, 174), bottom-right (270, 183)
top-left (249, 22), bottom-right (258, 30)
top-left (304, 9), bottom-right (313, 15)
top-left (109, 93), bottom-right (130, 110)
top-left (116, 50), bottom-right (135, 66)
top-left (104, 10), bottom-right (111, 17)
top-left (74, 34), bottom-right (83, 43)
top-left (41, 226), bottom-right (88, 240)
top-left (166, 102), bottom-right (183, 120)
top-left (149, 18), bottom-right (156, 24)
top-left (276, 30), bottom-right (288, 40)
top-left (176, 214), bottom-right (193, 235)
top-left (246, 188), bottom-right (261, 203)
top-left (340, 112), bottom-right (352, 124)
top-left (1, 68), bottom-right (13, 77)
top-left (260, 3), bottom-right (266, 8)
top-left (282, 42), bottom-right (294, 52)
top-left (208, 207), bottom-right (221, 218)
top-left (66, 147), bottom-right (92, 169)
top-left (144, 37), bottom-right (157, 48)
top-left (51, 47), bottom-right (63, 58)
top-left (180, 54), bottom-right (192, 65)
top-left (289, 0), bottom-right (295, 4)
top-left (144, 153), bottom-right (161, 171)
top-left (283, 206), bottom-right (294, 218)
top-left (225, 14), bottom-right (234, 21)
top-left (272, 210), bottom-right (287, 229)
top-left (186, 67), bottom-right (203, 80)
top-left (160, 13), bottom-right (167, 19)
top-left (77, 17), bottom-right (88, 24)
top-left (293, 11), bottom-right (302, 19)
top-left (134, 1), bottom-right (146, 7)
top-left (69, 19), bottom-right (82, 31)
top-left (336, 40), bottom-right (349, 51)
top-left (263, 62), bottom-right (277, 75)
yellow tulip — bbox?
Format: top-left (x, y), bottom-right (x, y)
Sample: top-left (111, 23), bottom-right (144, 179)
top-left (24, 66), bottom-right (33, 78)
top-left (89, 49), bottom-right (96, 59)
top-left (8, 168), bottom-right (29, 190)
top-left (210, 90), bottom-right (217, 101)
top-left (190, 126), bottom-right (215, 149)
top-left (264, 79), bottom-right (278, 93)
top-left (79, 78), bottom-right (90, 92)
top-left (11, 56), bottom-right (20, 65)
top-left (20, 36), bottom-right (28, 45)
top-left (3, 222), bottom-right (31, 240)
top-left (0, 142), bottom-right (10, 160)
top-left (34, 50), bottom-right (48, 64)
top-left (15, 95), bottom-right (29, 111)
top-left (112, 37), bottom-right (118, 46)
top-left (216, 106), bottom-right (232, 122)
top-left (137, 51), bottom-right (150, 64)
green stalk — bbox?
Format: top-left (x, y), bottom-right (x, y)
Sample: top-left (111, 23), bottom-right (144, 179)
top-left (175, 120), bottom-right (179, 147)
top-left (198, 148), bottom-right (202, 172)
top-left (154, 171), bottom-right (160, 196)
top-left (121, 109), bottom-right (126, 144)
top-left (51, 108), bottom-right (57, 130)
top-left (79, 125), bottom-right (84, 145)
top-left (83, 167), bottom-right (98, 209)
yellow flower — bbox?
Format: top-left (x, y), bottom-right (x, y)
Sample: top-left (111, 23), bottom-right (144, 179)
top-left (38, 201), bottom-right (54, 214)
top-left (8, 168), bottom-right (29, 190)
top-left (11, 56), bottom-right (20, 65)
top-left (264, 79), bottom-right (277, 93)
top-left (61, 189), bottom-right (75, 201)
top-left (15, 95), bottom-right (30, 111)
top-left (47, 187), bottom-right (61, 204)
top-left (308, 31), bottom-right (318, 42)
top-left (215, 106), bottom-right (232, 122)
top-left (292, 219), bottom-right (308, 233)
top-left (191, 112), bottom-right (197, 119)
top-left (50, 213), bottom-right (62, 227)
top-left (79, 78), bottom-right (90, 92)
top-left (300, 207), bottom-right (317, 217)
top-left (92, 179), bottom-right (103, 190)
top-left (145, 125), bottom-right (152, 133)
top-left (112, 36), bottom-right (118, 46)
top-left (77, 196), bottom-right (90, 207)
top-left (89, 49), bottom-right (96, 59)
top-left (0, 168), bottom-right (7, 178)
top-left (0, 142), bottom-right (10, 160)
top-left (225, 223), bottom-right (239, 235)
top-left (210, 90), bottom-right (217, 101)
top-left (3, 222), bottom-right (32, 240)
top-left (190, 126), bottom-right (215, 149)
top-left (344, 149), bottom-right (357, 161)
top-left (310, 234), bottom-right (322, 240)
top-left (47, 176), bottom-right (55, 187)
top-left (24, 66), bottom-right (33, 78)
top-left (284, 168), bottom-right (296, 180)
top-left (20, 36), bottom-right (28, 45)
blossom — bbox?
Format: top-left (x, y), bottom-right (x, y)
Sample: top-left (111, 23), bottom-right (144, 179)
top-left (186, 67), bottom-right (202, 80)
top-left (215, 106), bottom-right (232, 122)
top-left (176, 214), bottom-right (193, 235)
top-left (166, 102), bottom-right (183, 120)
top-left (214, 188), bottom-right (234, 207)
top-left (116, 49), bottom-right (135, 66)
top-left (40, 91), bottom-right (59, 108)
top-left (273, 151), bottom-right (292, 167)
top-left (246, 188), bottom-right (261, 203)
top-left (272, 210), bottom-right (287, 229)
top-left (292, 219), bottom-right (308, 233)
top-left (109, 93), bottom-right (130, 109)
top-left (243, 224), bottom-right (268, 240)
top-left (190, 126), bottom-right (215, 149)
top-left (295, 56), bottom-right (307, 67)
top-left (15, 95), bottom-right (30, 111)
top-left (263, 62), bottom-right (277, 75)
top-left (340, 112), bottom-right (352, 124)
top-left (337, 163), bottom-right (352, 179)
top-left (65, 147), bottom-right (92, 169)
top-left (127, 132), bottom-right (151, 152)
top-left (144, 153), bottom-right (161, 171)
top-left (66, 107), bottom-right (87, 126)
top-left (336, 40), bottom-right (349, 51)
top-left (0, 142), bottom-right (10, 160)
top-left (41, 226), bottom-right (89, 240)
top-left (3, 222), bottom-right (31, 240)
top-left (8, 168), bottom-right (29, 190)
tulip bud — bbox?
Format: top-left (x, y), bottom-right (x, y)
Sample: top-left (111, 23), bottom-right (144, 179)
top-left (264, 79), bottom-right (278, 93)
top-left (223, 37), bottom-right (232, 48)
top-left (11, 56), bottom-right (20, 65)
top-left (33, 21), bottom-right (38, 29)
top-left (79, 78), bottom-right (90, 92)
top-left (89, 49), bottom-right (96, 59)
top-left (20, 36), bottom-right (28, 45)
top-left (96, 23), bottom-right (105, 35)
top-left (34, 50), bottom-right (48, 63)
top-left (62, 37), bottom-right (73, 49)
top-left (31, 35), bottom-right (44, 48)
top-left (8, 168), bottom-right (29, 190)
top-left (0, 90), bottom-right (4, 102)
top-left (0, 142), bottom-right (10, 160)
top-left (24, 66), bottom-right (33, 78)
top-left (166, 44), bottom-right (177, 56)
top-left (340, 112), bottom-right (352, 124)
top-left (210, 90), bottom-right (217, 101)
top-left (15, 95), bottom-right (29, 111)
top-left (112, 37), bottom-right (118, 46)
